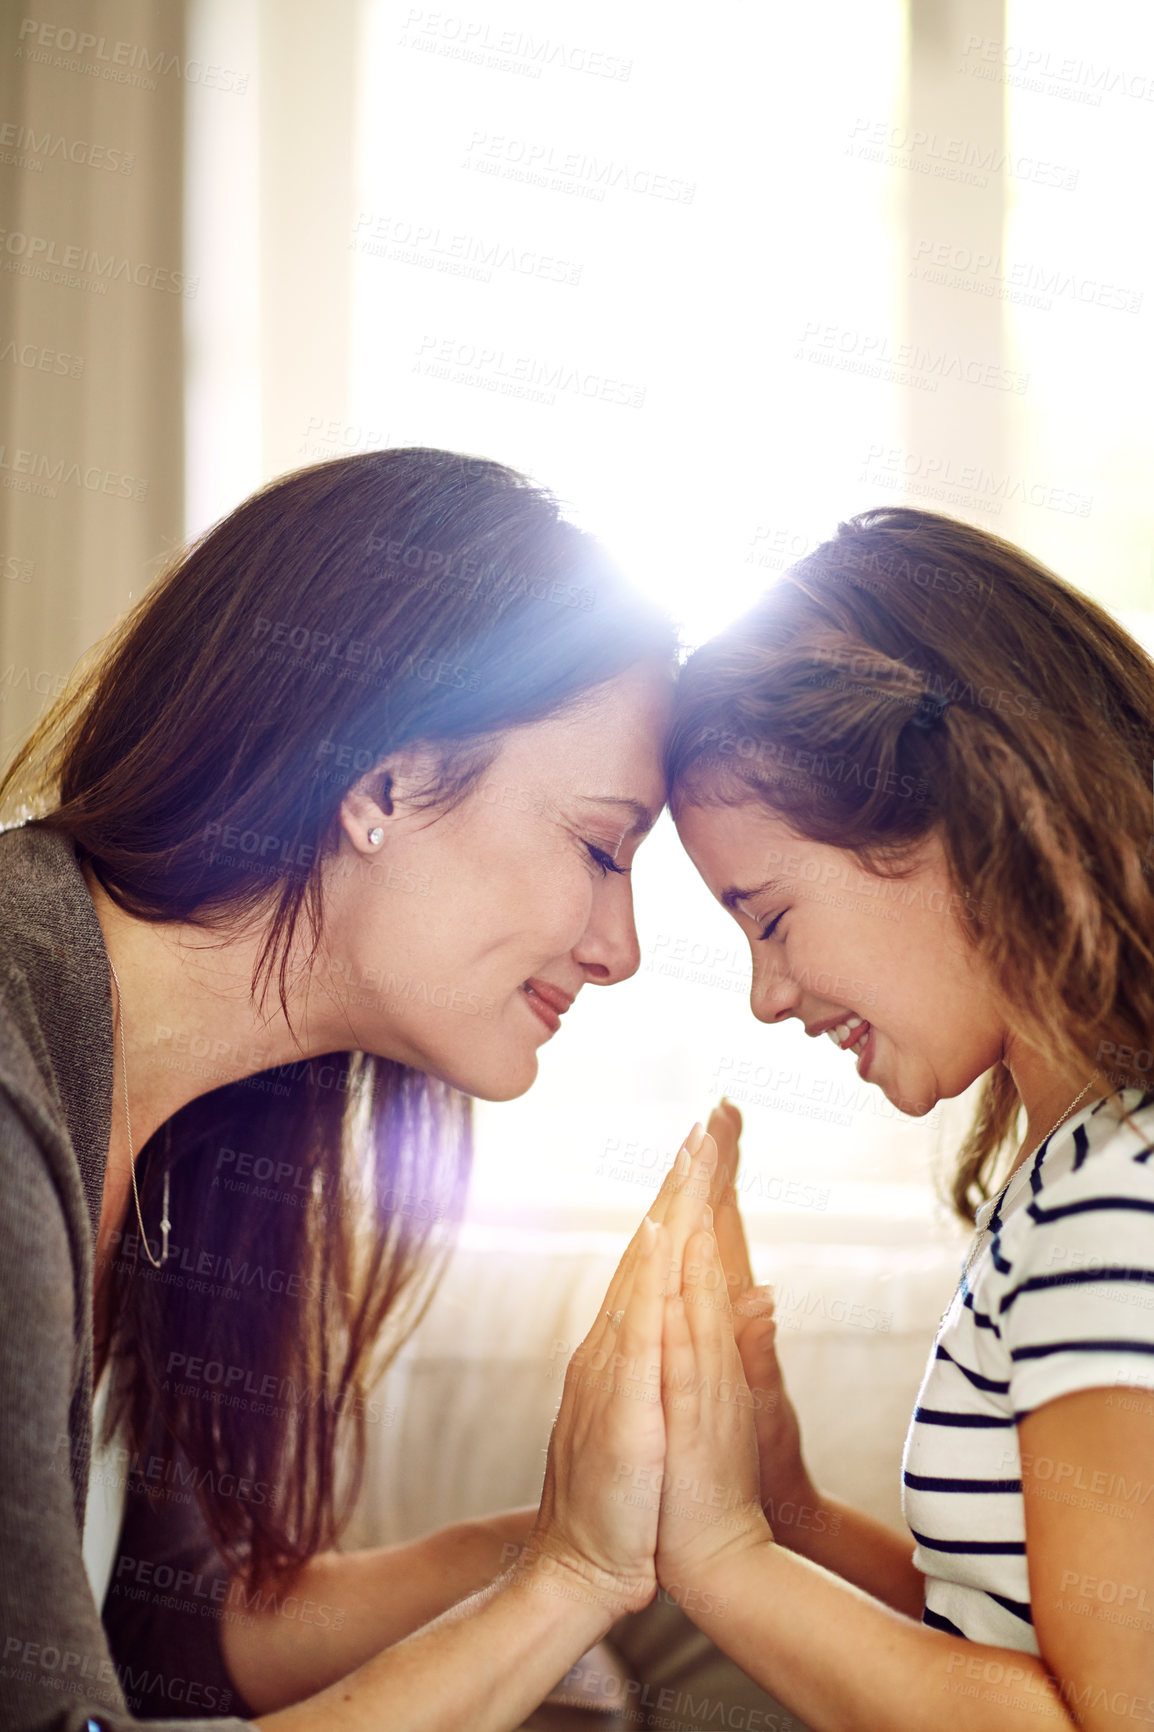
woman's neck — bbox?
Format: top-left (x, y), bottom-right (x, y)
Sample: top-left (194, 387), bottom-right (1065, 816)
top-left (82, 861), bottom-right (343, 1156)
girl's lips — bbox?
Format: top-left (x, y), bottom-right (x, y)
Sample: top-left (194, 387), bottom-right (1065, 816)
top-left (856, 1021), bottom-right (875, 1079)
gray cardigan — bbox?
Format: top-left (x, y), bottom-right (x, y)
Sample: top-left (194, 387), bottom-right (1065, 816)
top-left (0, 820), bottom-right (258, 1731)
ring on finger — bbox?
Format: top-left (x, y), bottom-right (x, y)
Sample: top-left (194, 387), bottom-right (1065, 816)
top-left (605, 1309), bottom-right (624, 1331)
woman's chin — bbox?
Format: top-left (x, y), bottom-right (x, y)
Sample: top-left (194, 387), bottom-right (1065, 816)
top-left (440, 1047), bottom-right (541, 1103)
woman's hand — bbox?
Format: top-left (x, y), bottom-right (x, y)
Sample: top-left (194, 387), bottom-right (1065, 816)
top-left (656, 1219), bottom-right (772, 1600)
top-left (527, 1207), bottom-right (668, 1624)
top-left (524, 1121), bottom-right (731, 1625)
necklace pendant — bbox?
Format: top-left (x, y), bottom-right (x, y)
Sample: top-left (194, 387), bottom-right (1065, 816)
top-left (159, 1172), bottom-right (171, 1265)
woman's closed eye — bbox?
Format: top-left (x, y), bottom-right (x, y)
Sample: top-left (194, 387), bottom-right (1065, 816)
top-left (758, 911), bottom-right (786, 941)
top-left (585, 842), bottom-right (629, 877)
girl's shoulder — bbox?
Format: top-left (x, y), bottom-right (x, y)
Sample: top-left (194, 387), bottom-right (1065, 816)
top-left (984, 1088), bottom-right (1154, 1416)
top-left (983, 1083), bottom-right (1154, 1314)
top-left (1004, 1085), bottom-right (1154, 1238)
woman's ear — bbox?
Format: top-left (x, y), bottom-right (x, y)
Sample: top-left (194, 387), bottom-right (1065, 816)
top-left (337, 745), bottom-right (443, 853)
top-left (339, 762), bottom-right (399, 854)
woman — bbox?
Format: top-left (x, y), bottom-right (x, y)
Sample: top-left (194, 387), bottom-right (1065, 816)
top-left (600, 506), bottom-right (1154, 1730)
top-left (0, 445), bottom-right (694, 1731)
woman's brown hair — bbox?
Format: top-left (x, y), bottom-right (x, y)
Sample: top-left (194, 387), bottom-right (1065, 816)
top-left (0, 447), bottom-right (676, 1589)
top-left (667, 506), bottom-right (1154, 1223)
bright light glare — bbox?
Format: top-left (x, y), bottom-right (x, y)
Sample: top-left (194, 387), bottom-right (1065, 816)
top-left (352, 0), bottom-right (907, 650)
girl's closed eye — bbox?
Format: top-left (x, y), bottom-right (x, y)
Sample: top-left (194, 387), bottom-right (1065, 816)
top-left (585, 842), bottom-right (629, 877)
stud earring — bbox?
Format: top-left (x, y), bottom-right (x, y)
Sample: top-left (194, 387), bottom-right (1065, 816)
top-left (368, 827), bottom-right (384, 846)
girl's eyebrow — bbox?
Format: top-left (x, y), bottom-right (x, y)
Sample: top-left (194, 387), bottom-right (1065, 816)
top-left (722, 877), bottom-right (788, 913)
top-left (576, 796), bottom-right (656, 838)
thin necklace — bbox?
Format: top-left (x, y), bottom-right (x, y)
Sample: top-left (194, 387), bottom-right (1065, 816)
top-left (107, 957), bottom-right (171, 1269)
top-left (940, 1074), bottom-right (1098, 1327)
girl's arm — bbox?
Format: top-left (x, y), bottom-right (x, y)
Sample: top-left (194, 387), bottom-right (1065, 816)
top-left (656, 1222), bottom-right (1154, 1732)
top-left (748, 1472), bottom-right (926, 1621)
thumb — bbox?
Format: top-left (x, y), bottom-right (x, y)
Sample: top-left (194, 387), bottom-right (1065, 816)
top-left (737, 1308), bottom-right (778, 1357)
top-left (735, 1283), bottom-right (775, 1320)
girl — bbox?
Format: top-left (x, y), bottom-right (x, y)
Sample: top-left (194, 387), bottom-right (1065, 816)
top-left (620, 506), bottom-right (1154, 1731)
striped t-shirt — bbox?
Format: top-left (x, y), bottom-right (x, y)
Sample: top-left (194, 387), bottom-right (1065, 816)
top-left (901, 1084), bottom-right (1154, 1651)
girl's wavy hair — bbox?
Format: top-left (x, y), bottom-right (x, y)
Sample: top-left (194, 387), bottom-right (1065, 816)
top-left (667, 506), bottom-right (1154, 1223)
top-left (0, 446), bottom-right (676, 1588)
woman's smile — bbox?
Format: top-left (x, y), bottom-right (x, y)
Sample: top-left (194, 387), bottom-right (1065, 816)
top-left (519, 977), bottom-right (576, 1036)
top-left (324, 658), bottom-right (672, 1100)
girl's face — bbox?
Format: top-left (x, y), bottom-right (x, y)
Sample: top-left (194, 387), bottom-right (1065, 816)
top-left (319, 659), bottom-right (673, 1100)
top-left (674, 793), bottom-right (1003, 1118)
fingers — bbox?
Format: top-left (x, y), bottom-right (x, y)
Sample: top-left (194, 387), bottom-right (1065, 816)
top-left (661, 1226), bottom-right (736, 1433)
top-left (604, 1122), bottom-right (714, 1320)
top-left (661, 1282), bottom-right (695, 1417)
top-left (733, 1283), bottom-right (775, 1322)
top-left (709, 1099), bottom-right (754, 1303)
top-left (596, 1208), bottom-right (661, 1341)
top-left (646, 1120), bottom-right (708, 1227)
top-left (615, 1216), bottom-right (665, 1375)
top-left (706, 1099), bottom-right (741, 1199)
top-left (682, 1227), bottom-right (731, 1363)
top-left (660, 1135), bottom-right (717, 1294)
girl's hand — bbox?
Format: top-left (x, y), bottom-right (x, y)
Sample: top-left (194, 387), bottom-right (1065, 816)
top-left (705, 1100), bottom-right (814, 1515)
top-left (528, 1209), bottom-right (668, 1624)
top-left (656, 1222), bottom-right (772, 1598)
top-left (733, 1284), bottom-right (814, 1512)
top-left (704, 1099), bottom-right (755, 1305)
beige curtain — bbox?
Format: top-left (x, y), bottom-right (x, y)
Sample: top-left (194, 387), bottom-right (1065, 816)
top-left (904, 0), bottom-right (1008, 479)
top-left (0, 0), bottom-right (185, 767)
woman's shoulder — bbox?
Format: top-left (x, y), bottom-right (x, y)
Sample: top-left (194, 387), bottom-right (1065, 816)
top-left (0, 819), bottom-right (112, 1238)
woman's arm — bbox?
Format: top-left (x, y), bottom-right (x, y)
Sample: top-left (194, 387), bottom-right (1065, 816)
top-left (247, 1189), bottom-right (675, 1732)
top-left (239, 1117), bottom-right (720, 1732)
top-left (238, 1122), bottom-right (718, 1730)
top-left (656, 1221), bottom-right (1154, 1732)
top-left (705, 1100), bottom-right (924, 1617)
top-left (250, 1556), bottom-right (614, 1732)
top-left (220, 1507), bottom-right (538, 1712)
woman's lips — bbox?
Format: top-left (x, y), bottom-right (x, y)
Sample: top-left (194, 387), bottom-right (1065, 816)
top-left (520, 978), bottom-right (573, 1036)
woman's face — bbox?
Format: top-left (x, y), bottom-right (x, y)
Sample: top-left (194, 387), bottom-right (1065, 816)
top-left (674, 792), bottom-right (1003, 1118)
top-left (319, 660), bottom-right (673, 1100)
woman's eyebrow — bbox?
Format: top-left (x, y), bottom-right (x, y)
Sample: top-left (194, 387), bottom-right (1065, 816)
top-left (577, 796), bottom-right (656, 837)
top-left (721, 877), bottom-right (788, 913)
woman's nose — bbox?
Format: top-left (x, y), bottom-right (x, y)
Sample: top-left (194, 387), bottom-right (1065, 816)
top-left (574, 878), bottom-right (642, 986)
